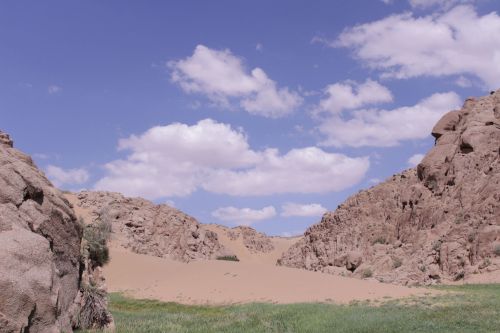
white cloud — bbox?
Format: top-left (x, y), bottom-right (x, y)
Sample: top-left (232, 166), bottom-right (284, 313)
top-left (318, 92), bottom-right (461, 147)
top-left (48, 85), bottom-right (62, 94)
top-left (202, 147), bottom-right (369, 196)
top-left (46, 165), bottom-right (89, 187)
top-left (408, 153), bottom-right (425, 166)
top-left (334, 5), bottom-right (500, 88)
top-left (455, 75), bottom-right (473, 88)
top-left (94, 119), bottom-right (370, 199)
top-left (281, 203), bottom-right (327, 217)
top-left (168, 45), bottom-right (302, 118)
top-left (212, 206), bottom-right (276, 226)
top-left (409, 0), bottom-right (475, 9)
top-left (315, 79), bottom-right (393, 115)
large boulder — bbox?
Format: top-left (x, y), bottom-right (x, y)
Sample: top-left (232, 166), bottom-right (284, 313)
top-left (0, 131), bottom-right (81, 332)
top-left (279, 90), bottom-right (500, 285)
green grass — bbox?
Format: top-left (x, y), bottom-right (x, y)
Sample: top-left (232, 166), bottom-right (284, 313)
top-left (80, 284), bottom-right (500, 333)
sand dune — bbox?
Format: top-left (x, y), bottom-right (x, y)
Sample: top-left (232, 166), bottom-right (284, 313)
top-left (103, 243), bottom-right (432, 305)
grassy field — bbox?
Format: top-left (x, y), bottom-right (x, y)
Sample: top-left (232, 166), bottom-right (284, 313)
top-left (83, 284), bottom-right (500, 333)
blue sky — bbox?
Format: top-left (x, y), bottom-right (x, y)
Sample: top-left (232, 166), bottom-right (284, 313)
top-left (1, 0), bottom-right (499, 235)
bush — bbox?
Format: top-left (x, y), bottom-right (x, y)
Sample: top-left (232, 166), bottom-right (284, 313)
top-left (83, 218), bottom-right (112, 267)
top-left (77, 283), bottom-right (112, 329)
top-left (362, 268), bottom-right (373, 278)
top-left (216, 255), bottom-right (240, 262)
top-left (392, 257), bottom-right (403, 269)
top-left (432, 240), bottom-right (442, 252)
top-left (372, 236), bottom-right (386, 245)
top-left (494, 244), bottom-right (500, 256)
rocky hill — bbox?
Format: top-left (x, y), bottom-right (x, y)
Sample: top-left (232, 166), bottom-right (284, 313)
top-left (279, 90), bottom-right (500, 285)
top-left (225, 226), bottom-right (275, 253)
top-left (0, 131), bottom-right (111, 332)
top-left (66, 191), bottom-right (230, 262)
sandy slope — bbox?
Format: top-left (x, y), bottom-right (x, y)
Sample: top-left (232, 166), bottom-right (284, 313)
top-left (203, 224), bottom-right (299, 265)
top-left (103, 243), bottom-right (432, 305)
top-left (66, 193), bottom-right (433, 304)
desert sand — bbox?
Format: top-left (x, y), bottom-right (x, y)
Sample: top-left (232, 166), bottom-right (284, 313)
top-left (66, 192), bottom-right (435, 305)
top-left (103, 237), bottom-right (432, 305)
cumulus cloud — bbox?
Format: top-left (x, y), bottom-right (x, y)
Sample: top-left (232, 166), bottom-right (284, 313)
top-left (318, 92), bottom-right (461, 147)
top-left (202, 147), bottom-right (370, 196)
top-left (315, 79), bottom-right (393, 115)
top-left (333, 5), bottom-right (500, 88)
top-left (281, 203), bottom-right (327, 217)
top-left (46, 165), bottom-right (89, 187)
top-left (212, 206), bottom-right (276, 226)
top-left (408, 153), bottom-right (425, 166)
top-left (94, 119), bottom-right (370, 199)
top-left (48, 85), bottom-right (62, 94)
top-left (168, 45), bottom-right (302, 118)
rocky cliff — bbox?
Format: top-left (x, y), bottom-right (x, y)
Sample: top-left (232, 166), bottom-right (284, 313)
top-left (0, 131), bottom-right (111, 332)
top-left (68, 191), bottom-right (229, 262)
top-left (279, 90), bottom-right (500, 285)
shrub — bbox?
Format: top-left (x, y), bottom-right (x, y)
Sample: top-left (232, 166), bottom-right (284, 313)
top-left (83, 219), bottom-right (112, 267)
top-left (467, 232), bottom-right (476, 243)
top-left (392, 257), bottom-right (403, 269)
top-left (372, 236), bottom-right (386, 245)
top-left (454, 211), bottom-right (465, 224)
top-left (362, 268), bottom-right (373, 278)
top-left (216, 255), bottom-right (240, 262)
top-left (432, 240), bottom-right (442, 252)
top-left (494, 244), bottom-right (500, 256)
top-left (77, 283), bottom-right (112, 329)
top-left (479, 258), bottom-right (491, 269)
top-left (454, 271), bottom-right (465, 281)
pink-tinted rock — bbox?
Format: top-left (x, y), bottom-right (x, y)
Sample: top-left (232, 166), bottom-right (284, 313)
top-left (0, 131), bottom-right (80, 332)
top-left (71, 191), bottom-right (229, 261)
top-left (279, 90), bottom-right (500, 285)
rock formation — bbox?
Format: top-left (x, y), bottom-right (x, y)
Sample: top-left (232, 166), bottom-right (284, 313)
top-left (279, 90), bottom-right (500, 285)
top-left (0, 131), bottom-right (111, 332)
top-left (226, 226), bottom-right (275, 253)
top-left (68, 191), bottom-right (229, 262)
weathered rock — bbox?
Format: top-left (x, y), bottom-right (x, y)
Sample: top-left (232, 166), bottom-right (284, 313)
top-left (70, 191), bottom-right (228, 262)
top-left (279, 90), bottom-right (500, 285)
top-left (0, 131), bottom-right (91, 332)
top-left (227, 226), bottom-right (275, 253)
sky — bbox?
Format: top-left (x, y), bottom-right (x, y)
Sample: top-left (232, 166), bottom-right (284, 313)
top-left (1, 0), bottom-right (499, 236)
